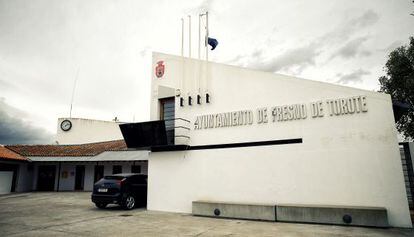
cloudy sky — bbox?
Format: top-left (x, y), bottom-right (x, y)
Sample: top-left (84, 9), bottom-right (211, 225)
top-left (0, 0), bottom-right (413, 144)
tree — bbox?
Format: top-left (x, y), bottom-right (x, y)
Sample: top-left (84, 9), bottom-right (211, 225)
top-left (379, 37), bottom-right (414, 139)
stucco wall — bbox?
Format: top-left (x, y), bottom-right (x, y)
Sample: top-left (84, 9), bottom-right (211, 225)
top-left (56, 118), bottom-right (124, 145)
top-left (0, 171), bottom-right (13, 194)
top-left (147, 52), bottom-right (412, 228)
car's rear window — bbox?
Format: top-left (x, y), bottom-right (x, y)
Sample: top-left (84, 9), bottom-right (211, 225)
top-left (103, 176), bottom-right (125, 180)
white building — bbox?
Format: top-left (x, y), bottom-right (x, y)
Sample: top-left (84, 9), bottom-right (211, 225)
top-left (5, 140), bottom-right (148, 192)
top-left (56, 118), bottom-right (124, 145)
top-left (120, 52), bottom-right (411, 227)
top-left (1, 51), bottom-right (413, 228)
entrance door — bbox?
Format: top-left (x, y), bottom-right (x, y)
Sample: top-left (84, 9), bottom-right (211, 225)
top-left (94, 165), bottom-right (104, 183)
top-left (0, 163), bottom-right (18, 192)
top-left (74, 165), bottom-right (85, 190)
top-left (37, 165), bottom-right (56, 191)
top-left (159, 97), bottom-right (175, 145)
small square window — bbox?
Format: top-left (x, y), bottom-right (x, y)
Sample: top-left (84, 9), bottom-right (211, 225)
top-left (131, 165), bottom-right (141, 173)
top-left (112, 165), bottom-right (122, 174)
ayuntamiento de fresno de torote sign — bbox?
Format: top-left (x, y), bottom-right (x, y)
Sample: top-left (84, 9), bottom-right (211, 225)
top-left (194, 95), bottom-right (368, 130)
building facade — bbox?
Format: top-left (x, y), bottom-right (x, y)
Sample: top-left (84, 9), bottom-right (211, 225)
top-left (1, 52), bottom-right (413, 228)
top-left (2, 140), bottom-right (148, 192)
top-left (125, 52), bottom-right (413, 227)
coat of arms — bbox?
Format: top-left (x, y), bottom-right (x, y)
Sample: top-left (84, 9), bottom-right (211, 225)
top-left (155, 61), bottom-right (165, 78)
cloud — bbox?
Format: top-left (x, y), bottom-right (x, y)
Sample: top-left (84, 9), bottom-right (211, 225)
top-left (351, 10), bottom-right (380, 28)
top-left (228, 10), bottom-right (379, 75)
top-left (324, 10), bottom-right (379, 42)
top-left (333, 36), bottom-right (371, 59)
top-left (336, 69), bottom-right (370, 84)
top-left (0, 98), bottom-right (53, 145)
top-left (228, 42), bottom-right (320, 76)
top-left (250, 43), bottom-right (320, 74)
top-left (198, 0), bottom-right (214, 12)
top-left (0, 78), bottom-right (15, 91)
top-left (384, 40), bottom-right (403, 52)
top-left (186, 0), bottom-right (215, 13)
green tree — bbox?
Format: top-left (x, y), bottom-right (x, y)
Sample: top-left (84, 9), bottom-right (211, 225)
top-left (379, 37), bottom-right (414, 139)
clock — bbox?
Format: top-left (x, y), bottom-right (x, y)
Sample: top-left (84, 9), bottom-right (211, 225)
top-left (60, 120), bottom-right (72, 131)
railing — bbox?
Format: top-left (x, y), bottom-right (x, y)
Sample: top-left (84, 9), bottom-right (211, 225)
top-left (164, 118), bottom-right (191, 146)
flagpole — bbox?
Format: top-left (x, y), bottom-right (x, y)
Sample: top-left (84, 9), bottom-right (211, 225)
top-left (205, 11), bottom-right (209, 62)
top-left (180, 18), bottom-right (184, 96)
top-left (188, 15), bottom-right (191, 58)
top-left (181, 18), bottom-right (184, 57)
top-left (69, 67), bottom-right (80, 118)
top-left (198, 14), bottom-right (201, 60)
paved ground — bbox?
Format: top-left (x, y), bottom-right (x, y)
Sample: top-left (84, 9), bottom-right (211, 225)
top-left (0, 192), bottom-right (413, 236)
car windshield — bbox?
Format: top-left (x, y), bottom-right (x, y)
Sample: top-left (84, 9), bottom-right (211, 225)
top-left (103, 176), bottom-right (125, 180)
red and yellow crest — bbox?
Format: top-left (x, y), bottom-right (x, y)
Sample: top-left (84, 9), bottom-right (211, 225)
top-left (155, 61), bottom-right (165, 78)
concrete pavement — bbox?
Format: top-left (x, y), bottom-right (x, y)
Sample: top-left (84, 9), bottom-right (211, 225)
top-left (0, 192), bottom-right (413, 236)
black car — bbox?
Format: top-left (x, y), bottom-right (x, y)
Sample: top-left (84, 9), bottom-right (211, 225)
top-left (91, 173), bottom-right (147, 210)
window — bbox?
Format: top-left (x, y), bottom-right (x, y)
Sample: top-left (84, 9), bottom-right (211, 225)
top-left (159, 97), bottom-right (175, 145)
top-left (131, 165), bottom-right (141, 174)
top-left (112, 165), bottom-right (122, 174)
top-left (94, 165), bottom-right (104, 182)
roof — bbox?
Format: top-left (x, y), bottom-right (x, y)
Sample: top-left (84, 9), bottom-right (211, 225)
top-left (6, 140), bottom-right (127, 157)
top-left (0, 146), bottom-right (28, 161)
top-left (27, 150), bottom-right (149, 162)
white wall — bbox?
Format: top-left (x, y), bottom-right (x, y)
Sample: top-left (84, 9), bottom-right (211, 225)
top-left (56, 118), bottom-right (124, 145)
top-left (147, 52), bottom-right (412, 228)
top-left (0, 171), bottom-right (13, 194)
top-left (58, 164), bottom-right (76, 191)
top-left (84, 164), bottom-right (95, 191)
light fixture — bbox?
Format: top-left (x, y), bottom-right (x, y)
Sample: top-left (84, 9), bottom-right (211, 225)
top-left (180, 97), bottom-right (184, 107)
top-left (197, 95), bottom-right (201, 104)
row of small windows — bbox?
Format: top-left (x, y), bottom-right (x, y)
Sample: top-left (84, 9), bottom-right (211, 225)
top-left (94, 165), bottom-right (142, 182)
top-left (112, 165), bottom-right (141, 174)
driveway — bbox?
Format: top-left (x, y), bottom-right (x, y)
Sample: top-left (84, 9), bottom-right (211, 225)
top-left (0, 192), bottom-right (412, 236)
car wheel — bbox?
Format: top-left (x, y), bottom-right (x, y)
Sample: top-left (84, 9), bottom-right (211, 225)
top-left (95, 203), bottom-right (107, 209)
top-left (123, 195), bottom-right (135, 210)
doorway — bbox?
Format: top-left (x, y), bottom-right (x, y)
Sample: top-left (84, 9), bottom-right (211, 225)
top-left (159, 97), bottom-right (175, 145)
top-left (94, 165), bottom-right (104, 183)
top-left (0, 163), bottom-right (18, 192)
top-left (37, 165), bottom-right (56, 191)
top-left (74, 165), bottom-right (85, 190)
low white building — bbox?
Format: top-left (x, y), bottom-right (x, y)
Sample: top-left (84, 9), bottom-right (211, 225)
top-left (5, 140), bottom-right (148, 192)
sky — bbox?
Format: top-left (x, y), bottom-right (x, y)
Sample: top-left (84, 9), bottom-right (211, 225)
top-left (0, 0), bottom-right (413, 144)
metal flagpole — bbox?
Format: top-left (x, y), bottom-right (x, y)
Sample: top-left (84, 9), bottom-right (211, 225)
top-left (188, 15), bottom-right (191, 58)
top-left (181, 18), bottom-right (184, 57)
top-left (180, 18), bottom-right (185, 96)
top-left (205, 11), bottom-right (209, 95)
top-left (198, 14), bottom-right (201, 60)
top-left (205, 11), bottom-right (209, 62)
top-left (69, 67), bottom-right (80, 118)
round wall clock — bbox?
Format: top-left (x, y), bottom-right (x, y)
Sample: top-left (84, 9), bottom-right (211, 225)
top-left (60, 119), bottom-right (72, 131)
